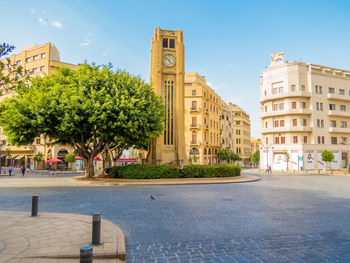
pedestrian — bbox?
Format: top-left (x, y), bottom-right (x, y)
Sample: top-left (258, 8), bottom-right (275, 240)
top-left (8, 165), bottom-right (13, 176)
top-left (269, 165), bottom-right (272, 173)
top-left (265, 165), bottom-right (269, 173)
top-left (21, 166), bottom-right (26, 176)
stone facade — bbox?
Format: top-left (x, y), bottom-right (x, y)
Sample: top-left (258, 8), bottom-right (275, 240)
top-left (260, 52), bottom-right (350, 171)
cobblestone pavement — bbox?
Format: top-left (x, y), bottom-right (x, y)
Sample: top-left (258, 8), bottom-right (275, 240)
top-left (0, 174), bottom-right (350, 262)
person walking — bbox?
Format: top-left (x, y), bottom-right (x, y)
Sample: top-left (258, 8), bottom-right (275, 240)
top-left (21, 166), bottom-right (26, 176)
top-left (8, 165), bottom-right (13, 176)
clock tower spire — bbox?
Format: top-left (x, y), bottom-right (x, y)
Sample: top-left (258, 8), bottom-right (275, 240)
top-left (147, 27), bottom-right (188, 165)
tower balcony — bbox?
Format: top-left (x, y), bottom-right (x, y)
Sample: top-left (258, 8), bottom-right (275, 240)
top-left (328, 110), bottom-right (350, 118)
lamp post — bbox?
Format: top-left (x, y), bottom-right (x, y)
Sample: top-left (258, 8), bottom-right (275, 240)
top-left (260, 144), bottom-right (274, 171)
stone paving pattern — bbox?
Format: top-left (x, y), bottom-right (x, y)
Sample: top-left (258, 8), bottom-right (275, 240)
top-left (0, 173), bottom-right (350, 262)
top-left (0, 211), bottom-right (125, 263)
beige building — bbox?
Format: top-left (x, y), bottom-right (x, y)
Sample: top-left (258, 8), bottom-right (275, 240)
top-left (251, 138), bottom-right (262, 154)
top-left (184, 73), bottom-right (232, 164)
top-left (0, 43), bottom-right (78, 169)
top-left (260, 52), bottom-right (350, 171)
top-left (146, 27), bottom-right (188, 165)
top-left (229, 103), bottom-right (251, 165)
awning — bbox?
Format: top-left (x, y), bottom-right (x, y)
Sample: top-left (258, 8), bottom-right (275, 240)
top-left (14, 155), bottom-right (24, 160)
top-left (75, 156), bottom-right (101, 161)
top-left (118, 158), bottom-right (137, 163)
top-left (45, 158), bottom-right (62, 163)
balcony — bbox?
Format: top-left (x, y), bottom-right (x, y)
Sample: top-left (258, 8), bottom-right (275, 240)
top-left (328, 110), bottom-right (350, 117)
top-left (190, 141), bottom-right (199, 146)
top-left (204, 124), bottom-right (209, 130)
top-left (261, 109), bottom-right (311, 118)
top-left (260, 91), bottom-right (311, 103)
top-left (190, 107), bottom-right (200, 113)
top-left (190, 124), bottom-right (201, 129)
top-left (327, 93), bottom-right (350, 101)
top-left (329, 127), bottom-right (350, 133)
top-left (204, 108), bottom-right (209, 114)
top-left (261, 126), bottom-right (312, 134)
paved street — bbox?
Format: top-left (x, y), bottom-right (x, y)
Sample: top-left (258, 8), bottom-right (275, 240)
top-left (0, 173), bottom-right (350, 262)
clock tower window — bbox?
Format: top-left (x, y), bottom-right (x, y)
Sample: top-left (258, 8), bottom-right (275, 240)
top-left (169, 39), bottom-right (175, 48)
top-left (163, 38), bottom-right (168, 48)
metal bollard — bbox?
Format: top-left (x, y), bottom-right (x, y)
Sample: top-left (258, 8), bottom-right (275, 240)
top-left (31, 194), bottom-right (39, 217)
top-left (91, 213), bottom-right (103, 245)
top-left (80, 246), bottom-right (93, 263)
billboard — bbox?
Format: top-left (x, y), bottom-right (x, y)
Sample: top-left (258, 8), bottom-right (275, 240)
top-left (304, 152), bottom-right (314, 170)
top-left (273, 154), bottom-right (287, 171)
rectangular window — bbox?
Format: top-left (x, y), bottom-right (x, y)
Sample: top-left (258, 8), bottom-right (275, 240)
top-left (321, 119), bottom-right (324, 127)
top-left (302, 119), bottom-right (307, 126)
top-left (32, 68), bottom-right (37, 73)
top-left (292, 119), bottom-right (297, 126)
top-left (317, 136), bottom-right (321, 144)
top-left (330, 120), bottom-right (336, 128)
top-left (319, 86), bottom-right (322, 94)
top-left (192, 89), bottom-right (196, 96)
top-left (40, 66), bottom-right (45, 71)
top-left (320, 103), bottom-right (323, 111)
top-left (300, 102), bottom-right (306, 109)
top-left (236, 121), bottom-right (240, 125)
top-left (33, 55), bottom-right (39, 61)
top-left (272, 88), bottom-right (278, 94)
top-left (329, 87), bottom-right (334, 94)
top-left (16, 60), bottom-right (21, 65)
top-left (303, 136), bottom-right (307, 144)
top-left (162, 38), bottom-right (168, 48)
top-left (266, 137), bottom-right (268, 144)
top-left (339, 89), bottom-right (345, 95)
top-left (273, 104), bottom-right (278, 111)
top-left (292, 102), bottom-right (296, 109)
top-left (274, 120), bottom-right (279, 127)
top-left (279, 103), bottom-right (284, 110)
top-left (293, 136), bottom-right (298, 143)
top-left (315, 85), bottom-right (318, 93)
top-left (281, 137), bottom-right (285, 144)
top-left (275, 137), bottom-right (279, 144)
top-left (340, 105), bottom-right (346, 111)
top-left (291, 85), bottom-right (296, 91)
top-left (329, 104), bottom-right (335, 110)
top-left (36, 138), bottom-right (41, 144)
top-left (322, 136), bottom-right (325, 144)
top-left (265, 121), bottom-right (268, 128)
top-left (280, 120), bottom-right (284, 127)
top-left (169, 39), bottom-right (175, 48)
top-left (317, 119), bottom-right (320, 128)
top-left (341, 121), bottom-right (347, 128)
top-left (316, 102), bottom-right (319, 111)
top-left (278, 87), bottom-right (283, 93)
top-left (331, 137), bottom-right (337, 144)
top-left (300, 85), bottom-right (305, 91)
top-left (41, 53), bottom-right (46, 59)
top-left (26, 57), bottom-right (30, 63)
top-left (265, 105), bottom-right (267, 112)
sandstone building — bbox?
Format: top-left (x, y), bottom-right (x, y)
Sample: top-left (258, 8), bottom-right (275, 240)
top-left (260, 52), bottom-right (350, 171)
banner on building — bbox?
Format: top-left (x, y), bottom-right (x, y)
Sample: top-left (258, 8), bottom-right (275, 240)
top-left (291, 153), bottom-right (302, 170)
top-left (273, 154), bottom-right (287, 171)
top-left (304, 152), bottom-right (314, 170)
top-left (316, 153), bottom-right (327, 170)
top-left (331, 152), bottom-right (340, 169)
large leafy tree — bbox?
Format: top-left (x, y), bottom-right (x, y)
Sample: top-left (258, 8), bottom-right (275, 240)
top-left (216, 148), bottom-right (229, 164)
top-left (250, 150), bottom-right (260, 165)
top-left (0, 63), bottom-right (164, 178)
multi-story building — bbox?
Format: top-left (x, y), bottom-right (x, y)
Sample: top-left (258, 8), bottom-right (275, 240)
top-left (229, 103), bottom-right (251, 165)
top-left (0, 43), bottom-right (78, 169)
top-left (220, 100), bottom-right (234, 153)
top-left (184, 72), bottom-right (224, 165)
top-left (250, 138), bottom-right (262, 154)
top-left (260, 51), bottom-right (350, 171)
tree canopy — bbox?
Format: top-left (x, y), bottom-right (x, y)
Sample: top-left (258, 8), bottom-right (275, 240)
top-left (321, 150), bottom-right (334, 169)
top-left (0, 43), bottom-right (15, 58)
top-left (0, 63), bottom-right (164, 177)
top-left (250, 150), bottom-right (260, 165)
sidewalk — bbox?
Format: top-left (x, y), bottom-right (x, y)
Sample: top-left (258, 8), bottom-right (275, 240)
top-left (71, 174), bottom-right (260, 186)
top-left (244, 168), bottom-right (350, 176)
top-left (0, 211), bottom-right (125, 263)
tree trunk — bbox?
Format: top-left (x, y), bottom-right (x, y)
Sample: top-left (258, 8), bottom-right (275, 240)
top-left (84, 158), bottom-right (95, 178)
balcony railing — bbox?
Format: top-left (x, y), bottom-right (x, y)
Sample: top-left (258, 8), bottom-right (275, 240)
top-left (260, 91), bottom-right (311, 102)
top-left (190, 107), bottom-right (200, 112)
top-left (190, 141), bottom-right (199, 146)
top-left (261, 126), bottom-right (312, 134)
top-left (190, 124), bottom-right (200, 129)
top-left (261, 109), bottom-right (311, 118)
top-left (328, 110), bottom-right (350, 117)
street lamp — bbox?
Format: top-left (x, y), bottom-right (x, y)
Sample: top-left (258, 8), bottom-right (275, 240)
top-left (260, 144), bottom-right (274, 171)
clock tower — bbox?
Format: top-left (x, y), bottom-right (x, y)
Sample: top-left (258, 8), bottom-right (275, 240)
top-left (147, 27), bottom-right (188, 165)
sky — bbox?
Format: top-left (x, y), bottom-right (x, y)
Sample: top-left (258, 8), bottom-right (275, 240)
top-left (2, 0), bottom-right (350, 138)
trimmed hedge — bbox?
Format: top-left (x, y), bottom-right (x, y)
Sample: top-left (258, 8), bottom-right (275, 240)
top-left (107, 164), bottom-right (241, 179)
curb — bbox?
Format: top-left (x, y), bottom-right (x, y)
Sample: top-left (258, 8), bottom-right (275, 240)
top-left (71, 174), bottom-right (260, 186)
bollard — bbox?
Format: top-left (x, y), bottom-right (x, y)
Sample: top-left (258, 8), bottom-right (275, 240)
top-left (31, 194), bottom-right (39, 217)
top-left (80, 246), bottom-right (93, 263)
top-left (91, 213), bottom-right (103, 246)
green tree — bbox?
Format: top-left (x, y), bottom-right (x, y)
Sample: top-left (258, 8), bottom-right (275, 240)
top-left (0, 63), bottom-right (164, 178)
top-left (33, 152), bottom-right (43, 161)
top-left (0, 43), bottom-right (15, 58)
top-left (229, 152), bottom-right (241, 165)
top-left (250, 150), bottom-right (260, 165)
top-left (65, 152), bottom-right (76, 170)
top-left (192, 152), bottom-right (198, 164)
top-left (217, 148), bottom-right (229, 164)
top-left (321, 150), bottom-right (334, 170)
top-left (282, 151), bottom-right (290, 171)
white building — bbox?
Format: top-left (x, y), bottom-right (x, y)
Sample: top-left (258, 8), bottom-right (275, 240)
top-left (260, 52), bottom-right (350, 171)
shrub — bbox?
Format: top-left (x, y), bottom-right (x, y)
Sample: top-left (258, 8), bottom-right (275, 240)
top-left (107, 164), bottom-right (241, 179)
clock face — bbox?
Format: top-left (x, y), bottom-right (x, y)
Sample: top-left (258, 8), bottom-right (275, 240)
top-left (163, 54), bottom-right (176, 67)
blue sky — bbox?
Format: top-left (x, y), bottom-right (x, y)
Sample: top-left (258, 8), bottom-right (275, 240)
top-left (2, 0), bottom-right (350, 138)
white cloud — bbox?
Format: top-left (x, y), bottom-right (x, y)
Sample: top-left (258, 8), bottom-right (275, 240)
top-left (79, 39), bottom-right (91, 47)
top-left (29, 8), bottom-right (36, 14)
top-left (38, 17), bottom-right (47, 26)
top-left (51, 21), bottom-right (63, 28)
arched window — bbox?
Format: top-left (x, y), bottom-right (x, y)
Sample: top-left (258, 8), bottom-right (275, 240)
top-left (204, 148), bottom-right (207, 155)
top-left (192, 131), bottom-right (197, 143)
top-left (208, 149), bottom-right (211, 155)
top-left (189, 148), bottom-right (199, 155)
top-left (215, 149), bottom-right (217, 155)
